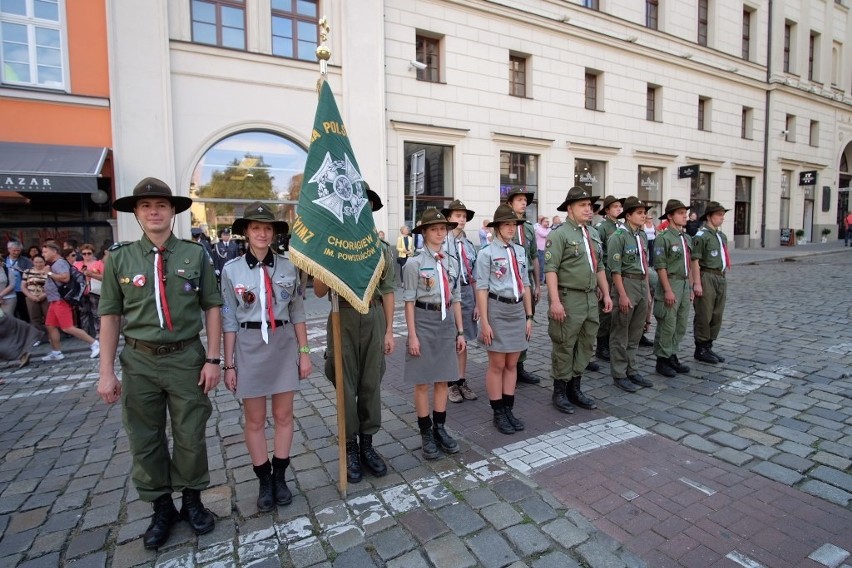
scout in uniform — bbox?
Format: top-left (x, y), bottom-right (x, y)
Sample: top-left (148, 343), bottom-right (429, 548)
top-left (220, 202), bottom-right (312, 512)
top-left (593, 195), bottom-right (624, 361)
top-left (476, 204), bottom-right (533, 434)
top-left (97, 178), bottom-right (222, 549)
top-left (544, 187), bottom-right (613, 414)
top-left (212, 227), bottom-right (239, 278)
top-left (403, 208), bottom-right (465, 460)
top-left (691, 201), bottom-right (731, 364)
top-left (441, 199), bottom-right (479, 403)
top-left (652, 199), bottom-right (694, 378)
top-left (505, 188), bottom-right (541, 384)
top-left (316, 187), bottom-right (396, 483)
top-left (607, 196), bottom-right (654, 393)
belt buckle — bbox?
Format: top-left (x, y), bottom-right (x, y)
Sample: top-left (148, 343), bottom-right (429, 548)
top-left (155, 345), bottom-right (168, 355)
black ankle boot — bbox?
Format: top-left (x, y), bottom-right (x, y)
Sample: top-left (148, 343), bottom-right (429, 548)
top-left (656, 357), bottom-right (677, 377)
top-left (420, 428), bottom-right (440, 460)
top-left (670, 355), bottom-right (690, 373)
top-left (492, 407), bottom-right (515, 435)
top-left (707, 342), bottom-right (725, 363)
top-left (345, 437), bottom-right (362, 483)
top-left (432, 423), bottom-right (459, 453)
top-left (517, 362), bottom-right (541, 384)
top-left (503, 406), bottom-right (525, 431)
top-left (567, 377), bottom-right (597, 409)
top-left (551, 380), bottom-right (575, 414)
top-left (143, 494), bottom-right (178, 549)
top-left (180, 489), bottom-right (215, 535)
top-left (253, 461), bottom-right (274, 512)
top-left (272, 457), bottom-right (292, 506)
top-left (694, 342), bottom-right (720, 364)
top-left (596, 337), bottom-right (611, 360)
top-left (359, 434), bottom-right (388, 477)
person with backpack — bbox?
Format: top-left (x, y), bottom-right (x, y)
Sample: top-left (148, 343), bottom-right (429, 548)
top-left (40, 242), bottom-right (99, 361)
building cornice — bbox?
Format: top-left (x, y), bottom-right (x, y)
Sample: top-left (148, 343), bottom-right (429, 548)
top-left (491, 132), bottom-right (555, 148)
top-left (633, 150), bottom-right (678, 162)
top-left (686, 156), bottom-right (725, 168)
top-left (390, 120), bottom-right (469, 139)
top-left (0, 87), bottom-right (109, 108)
top-left (568, 142), bottom-right (621, 156)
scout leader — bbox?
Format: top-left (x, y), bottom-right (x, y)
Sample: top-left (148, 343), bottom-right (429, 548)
top-left (593, 195), bottom-right (625, 362)
top-left (652, 199), bottom-right (694, 378)
top-left (607, 196), bottom-right (654, 393)
top-left (220, 202), bottom-right (312, 513)
top-left (316, 186), bottom-right (396, 484)
top-left (505, 187), bottom-right (542, 385)
top-left (544, 187), bottom-right (613, 414)
top-left (402, 208), bottom-right (465, 460)
top-left (97, 178), bottom-right (222, 549)
top-left (441, 199), bottom-right (479, 403)
top-left (476, 204), bottom-right (533, 435)
top-left (691, 201), bottom-right (731, 364)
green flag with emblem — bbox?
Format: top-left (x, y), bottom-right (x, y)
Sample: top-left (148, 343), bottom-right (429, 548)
top-left (289, 80), bottom-right (384, 314)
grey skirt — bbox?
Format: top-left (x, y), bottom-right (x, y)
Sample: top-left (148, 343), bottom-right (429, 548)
top-left (404, 306), bottom-right (459, 384)
top-left (484, 296), bottom-right (528, 353)
top-left (459, 283), bottom-right (478, 341)
top-left (235, 325), bottom-right (300, 399)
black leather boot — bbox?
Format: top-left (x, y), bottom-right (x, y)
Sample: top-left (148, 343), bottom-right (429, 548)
top-left (670, 355), bottom-right (690, 373)
top-left (707, 342), bottom-right (725, 362)
top-left (272, 456), bottom-right (292, 506)
top-left (567, 377), bottom-right (598, 409)
top-left (694, 342), bottom-right (720, 364)
top-left (551, 380), bottom-right (575, 414)
top-left (656, 357), bottom-right (677, 377)
top-left (596, 337), bottom-right (611, 360)
top-left (639, 335), bottom-right (654, 347)
top-left (359, 434), bottom-right (388, 477)
top-left (180, 489), bottom-right (215, 535)
top-left (516, 361), bottom-right (541, 384)
top-left (493, 407), bottom-right (515, 435)
top-left (503, 406), bottom-right (525, 431)
top-left (345, 437), bottom-right (362, 483)
top-left (432, 423), bottom-right (459, 454)
top-left (585, 361), bottom-right (600, 372)
top-left (142, 494), bottom-right (178, 550)
top-left (614, 377), bottom-right (639, 393)
top-left (420, 428), bottom-right (440, 460)
top-left (253, 461), bottom-right (274, 512)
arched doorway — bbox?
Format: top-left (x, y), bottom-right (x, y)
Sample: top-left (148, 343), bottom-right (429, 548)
top-left (190, 131), bottom-right (307, 246)
top-left (838, 144), bottom-right (851, 240)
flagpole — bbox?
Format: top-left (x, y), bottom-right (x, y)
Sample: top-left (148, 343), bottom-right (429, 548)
top-left (314, 17), bottom-right (348, 498)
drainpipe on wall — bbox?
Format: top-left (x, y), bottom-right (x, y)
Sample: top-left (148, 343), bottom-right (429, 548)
top-left (760, 0), bottom-right (774, 248)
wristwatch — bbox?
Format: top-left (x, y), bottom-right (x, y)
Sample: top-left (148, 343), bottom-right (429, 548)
top-left (205, 357), bottom-right (221, 365)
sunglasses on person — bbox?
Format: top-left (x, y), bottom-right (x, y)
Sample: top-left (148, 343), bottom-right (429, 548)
top-left (81, 251), bottom-right (94, 256)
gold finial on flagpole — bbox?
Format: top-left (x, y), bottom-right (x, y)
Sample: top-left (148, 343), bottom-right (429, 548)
top-left (316, 17), bottom-right (331, 76)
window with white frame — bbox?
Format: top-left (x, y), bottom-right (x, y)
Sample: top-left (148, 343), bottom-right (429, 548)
top-left (0, 0), bottom-right (64, 88)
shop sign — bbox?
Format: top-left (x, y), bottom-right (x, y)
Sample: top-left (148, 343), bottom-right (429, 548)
top-left (798, 171), bottom-right (817, 186)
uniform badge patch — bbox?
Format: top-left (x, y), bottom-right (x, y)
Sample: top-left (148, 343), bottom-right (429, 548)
top-left (613, 253), bottom-right (621, 261)
top-left (710, 250), bottom-right (719, 257)
top-left (183, 282), bottom-right (194, 292)
top-left (280, 289), bottom-right (290, 300)
top-left (132, 274), bottom-right (146, 287)
top-left (544, 251), bottom-right (552, 261)
top-left (545, 239), bottom-right (552, 248)
top-left (120, 277), bottom-right (130, 285)
top-left (672, 245), bottom-right (679, 252)
top-left (184, 258), bottom-right (191, 264)
top-left (234, 284), bottom-right (246, 295)
top-left (243, 291), bottom-right (256, 305)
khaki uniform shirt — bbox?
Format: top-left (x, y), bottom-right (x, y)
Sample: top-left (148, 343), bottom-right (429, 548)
top-left (475, 239), bottom-right (530, 296)
top-left (220, 249), bottom-right (306, 333)
top-left (375, 239), bottom-right (396, 298)
top-left (607, 225), bottom-right (649, 276)
top-left (654, 228), bottom-right (693, 278)
top-left (99, 234), bottom-right (222, 343)
top-left (442, 231), bottom-right (476, 286)
top-left (594, 217), bottom-right (622, 263)
top-left (514, 220), bottom-right (537, 275)
top-left (544, 218), bottom-right (603, 291)
top-left (692, 225), bottom-right (728, 271)
top-left (402, 247), bottom-right (461, 304)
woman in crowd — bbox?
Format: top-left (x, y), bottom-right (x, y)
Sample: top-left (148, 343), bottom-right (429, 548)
top-left (73, 243), bottom-right (104, 339)
top-left (534, 216), bottom-right (551, 284)
top-left (221, 202), bottom-right (311, 513)
top-left (476, 204), bottom-right (532, 435)
top-left (22, 255), bottom-right (49, 346)
top-left (643, 214), bottom-right (657, 264)
top-left (396, 225), bottom-right (415, 282)
top-left (27, 246), bottom-right (40, 261)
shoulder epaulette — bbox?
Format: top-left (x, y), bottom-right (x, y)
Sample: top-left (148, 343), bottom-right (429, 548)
top-left (108, 241), bottom-right (131, 251)
top-left (181, 238), bottom-right (204, 247)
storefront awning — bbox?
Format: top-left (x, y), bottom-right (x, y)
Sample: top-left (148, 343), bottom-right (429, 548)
top-left (0, 142), bottom-right (109, 193)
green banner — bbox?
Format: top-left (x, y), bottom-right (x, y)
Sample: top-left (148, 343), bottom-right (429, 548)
top-left (289, 80), bottom-right (384, 314)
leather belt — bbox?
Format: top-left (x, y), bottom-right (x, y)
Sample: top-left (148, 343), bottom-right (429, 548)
top-left (125, 336), bottom-right (197, 356)
top-left (488, 292), bottom-right (522, 305)
top-left (702, 268), bottom-right (726, 277)
top-left (415, 300), bottom-right (445, 311)
top-left (619, 272), bottom-right (646, 280)
top-left (240, 320), bottom-right (286, 329)
top-left (668, 274), bottom-right (688, 280)
top-left (559, 286), bottom-right (596, 294)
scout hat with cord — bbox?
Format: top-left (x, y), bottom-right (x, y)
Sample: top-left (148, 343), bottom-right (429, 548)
top-left (699, 201), bottom-right (730, 222)
top-left (412, 208), bottom-right (458, 233)
top-left (231, 202), bottom-right (289, 236)
top-left (487, 204), bottom-right (525, 228)
top-left (616, 196), bottom-right (649, 219)
top-left (556, 186), bottom-right (599, 212)
top-left (442, 199), bottom-right (475, 222)
top-left (660, 199), bottom-right (690, 220)
top-left (504, 187), bottom-right (534, 206)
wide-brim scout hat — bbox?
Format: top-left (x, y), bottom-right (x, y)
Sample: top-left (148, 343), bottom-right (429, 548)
top-left (593, 202), bottom-right (602, 214)
top-left (441, 199), bottom-right (475, 222)
top-left (556, 186), bottom-right (599, 211)
top-left (699, 201), bottom-right (730, 221)
top-left (231, 201), bottom-right (289, 235)
top-left (601, 195), bottom-right (625, 212)
top-left (364, 183), bottom-right (383, 212)
top-left (659, 199), bottom-right (690, 220)
top-left (505, 187), bottom-right (534, 205)
top-left (487, 203), bottom-right (525, 228)
top-left (113, 177), bottom-right (193, 214)
top-left (412, 208), bottom-right (457, 234)
top-left (616, 196), bottom-right (648, 219)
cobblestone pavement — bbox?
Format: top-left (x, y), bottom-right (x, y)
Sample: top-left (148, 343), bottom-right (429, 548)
top-left (0, 245), bottom-right (849, 567)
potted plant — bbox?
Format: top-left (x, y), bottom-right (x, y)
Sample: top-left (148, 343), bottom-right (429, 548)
top-left (821, 228), bottom-right (831, 243)
top-left (795, 229), bottom-right (806, 244)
